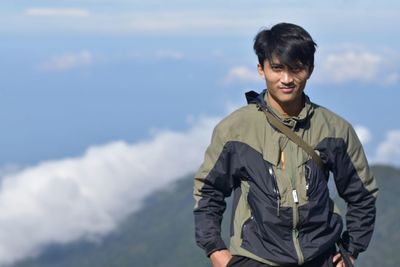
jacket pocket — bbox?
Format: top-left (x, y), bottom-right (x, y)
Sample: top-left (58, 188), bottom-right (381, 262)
top-left (305, 165), bottom-right (314, 197)
top-left (240, 216), bottom-right (254, 239)
top-left (305, 163), bottom-right (327, 199)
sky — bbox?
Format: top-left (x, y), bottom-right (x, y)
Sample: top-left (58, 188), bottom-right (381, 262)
top-left (0, 0), bottom-right (399, 265)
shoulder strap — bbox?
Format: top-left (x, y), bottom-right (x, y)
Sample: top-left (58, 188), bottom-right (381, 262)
top-left (257, 104), bottom-right (327, 174)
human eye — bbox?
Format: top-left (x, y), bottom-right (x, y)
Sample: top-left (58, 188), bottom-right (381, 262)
top-left (271, 64), bottom-right (283, 72)
top-left (291, 67), bottom-right (301, 73)
top-left (290, 66), bottom-right (306, 74)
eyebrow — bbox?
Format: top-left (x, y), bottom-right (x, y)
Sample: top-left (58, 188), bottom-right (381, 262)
top-left (270, 61), bottom-right (307, 70)
top-left (269, 62), bottom-right (284, 66)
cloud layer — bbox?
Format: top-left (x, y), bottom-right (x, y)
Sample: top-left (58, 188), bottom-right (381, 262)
top-left (223, 66), bottom-right (260, 84)
top-left (0, 116), bottom-right (218, 266)
top-left (26, 8), bottom-right (90, 18)
top-left (7, 2), bottom-right (396, 37)
top-left (354, 125), bottom-right (372, 145)
top-left (315, 49), bottom-right (400, 85)
top-left (374, 130), bottom-right (400, 166)
top-left (351, 126), bottom-right (400, 167)
top-left (322, 51), bottom-right (382, 83)
top-left (36, 50), bottom-right (93, 72)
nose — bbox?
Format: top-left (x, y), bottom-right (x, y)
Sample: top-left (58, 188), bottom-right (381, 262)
top-left (281, 70), bottom-right (294, 85)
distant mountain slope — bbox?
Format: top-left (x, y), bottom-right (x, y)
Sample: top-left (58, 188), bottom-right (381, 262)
top-left (11, 165), bottom-right (400, 267)
top-left (356, 165), bottom-right (400, 266)
top-left (11, 175), bottom-right (212, 267)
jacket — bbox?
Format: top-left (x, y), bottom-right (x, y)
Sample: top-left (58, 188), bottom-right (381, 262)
top-left (193, 89), bottom-right (378, 266)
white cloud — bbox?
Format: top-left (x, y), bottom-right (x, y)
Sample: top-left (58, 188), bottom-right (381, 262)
top-left (223, 66), bottom-right (260, 84)
top-left (354, 125), bottom-right (372, 145)
top-left (14, 10), bottom-right (264, 35)
top-left (26, 8), bottom-right (90, 18)
top-left (0, 2), bottom-right (397, 37)
top-left (315, 49), bottom-right (400, 85)
top-left (0, 116), bottom-right (219, 266)
top-left (37, 50), bottom-right (93, 72)
top-left (321, 51), bottom-right (383, 83)
top-left (373, 130), bottom-right (400, 166)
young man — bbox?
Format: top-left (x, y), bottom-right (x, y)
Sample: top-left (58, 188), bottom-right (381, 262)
top-left (193, 23), bottom-right (378, 267)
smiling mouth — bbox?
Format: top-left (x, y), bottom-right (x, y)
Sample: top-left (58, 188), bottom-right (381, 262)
top-left (280, 86), bottom-right (295, 89)
top-left (279, 86), bottom-right (295, 93)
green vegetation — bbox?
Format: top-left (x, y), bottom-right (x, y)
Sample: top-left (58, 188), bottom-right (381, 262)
top-left (12, 165), bottom-right (400, 267)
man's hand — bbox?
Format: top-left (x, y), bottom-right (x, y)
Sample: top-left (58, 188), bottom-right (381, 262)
top-left (333, 252), bottom-right (355, 267)
top-left (210, 249), bottom-right (233, 267)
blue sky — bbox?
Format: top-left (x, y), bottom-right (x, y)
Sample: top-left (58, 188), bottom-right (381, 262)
top-left (1, 0), bottom-right (400, 167)
top-left (0, 1), bottom-right (399, 265)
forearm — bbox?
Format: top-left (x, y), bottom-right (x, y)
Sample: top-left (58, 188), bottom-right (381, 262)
top-left (344, 189), bottom-right (377, 255)
top-left (194, 190), bottom-right (227, 255)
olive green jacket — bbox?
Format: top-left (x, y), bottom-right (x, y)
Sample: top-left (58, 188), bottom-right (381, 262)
top-left (193, 90), bottom-right (378, 266)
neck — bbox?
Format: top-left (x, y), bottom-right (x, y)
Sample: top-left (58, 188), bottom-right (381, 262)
top-left (266, 93), bottom-right (305, 118)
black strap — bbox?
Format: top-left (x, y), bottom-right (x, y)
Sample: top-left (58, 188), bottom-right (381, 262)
top-left (257, 104), bottom-right (327, 175)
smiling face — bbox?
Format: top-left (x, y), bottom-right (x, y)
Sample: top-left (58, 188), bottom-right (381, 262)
top-left (258, 57), bottom-right (313, 117)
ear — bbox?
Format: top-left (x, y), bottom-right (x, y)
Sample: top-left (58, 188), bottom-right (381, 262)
top-left (257, 64), bottom-right (266, 80)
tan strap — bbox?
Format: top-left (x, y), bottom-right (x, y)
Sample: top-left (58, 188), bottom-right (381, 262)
top-left (258, 104), bottom-right (327, 174)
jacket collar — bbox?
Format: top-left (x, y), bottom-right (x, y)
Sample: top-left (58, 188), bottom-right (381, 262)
top-left (246, 89), bottom-right (313, 167)
top-left (246, 89), bottom-right (313, 128)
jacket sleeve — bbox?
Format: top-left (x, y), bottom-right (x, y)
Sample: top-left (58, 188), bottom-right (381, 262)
top-left (193, 123), bottom-right (235, 256)
top-left (330, 125), bottom-right (378, 258)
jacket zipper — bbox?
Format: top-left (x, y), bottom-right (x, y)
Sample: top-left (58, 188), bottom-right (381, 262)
top-left (268, 167), bottom-right (281, 217)
top-left (286, 144), bottom-right (305, 265)
top-left (292, 193), bottom-right (304, 265)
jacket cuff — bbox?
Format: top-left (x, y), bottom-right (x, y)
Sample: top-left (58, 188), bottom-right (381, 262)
top-left (341, 231), bottom-right (359, 259)
top-left (205, 238), bottom-right (227, 257)
top-left (346, 245), bottom-right (359, 259)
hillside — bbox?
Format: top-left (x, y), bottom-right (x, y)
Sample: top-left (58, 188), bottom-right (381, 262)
top-left (11, 165), bottom-right (400, 267)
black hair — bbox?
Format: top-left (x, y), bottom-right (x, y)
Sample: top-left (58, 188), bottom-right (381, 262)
top-left (253, 23), bottom-right (317, 71)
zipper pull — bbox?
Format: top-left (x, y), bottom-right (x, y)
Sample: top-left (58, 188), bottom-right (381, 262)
top-left (305, 165), bottom-right (311, 192)
top-left (268, 167), bottom-right (274, 176)
top-left (268, 167), bottom-right (281, 217)
top-left (293, 228), bottom-right (299, 238)
top-left (292, 189), bottom-right (299, 204)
